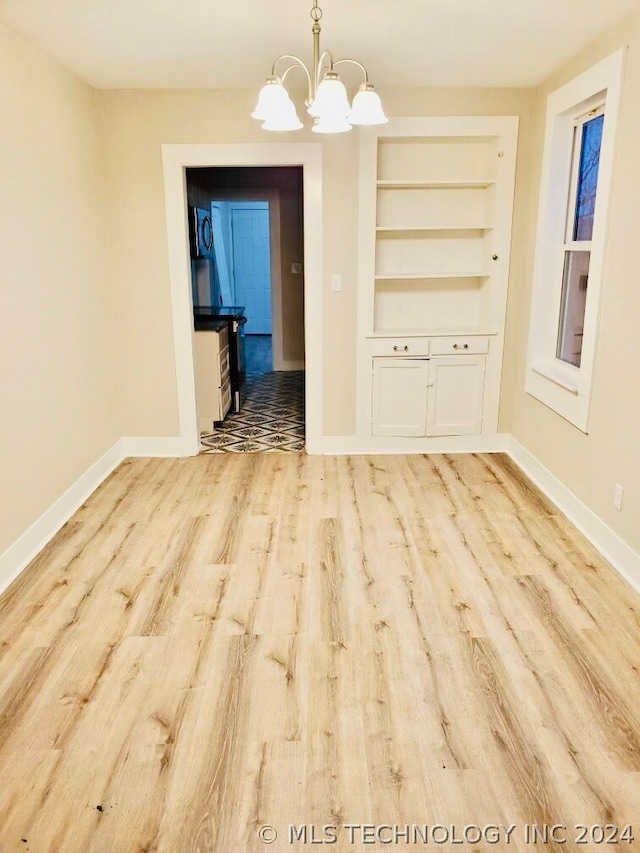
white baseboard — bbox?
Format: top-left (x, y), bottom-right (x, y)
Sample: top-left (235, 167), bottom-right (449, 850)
top-left (0, 434), bottom-right (195, 597)
top-left (3, 430), bottom-right (638, 604)
top-left (0, 441), bottom-right (125, 596)
top-left (316, 433), bottom-right (511, 455)
top-left (119, 436), bottom-right (198, 457)
top-left (506, 436), bottom-right (640, 594)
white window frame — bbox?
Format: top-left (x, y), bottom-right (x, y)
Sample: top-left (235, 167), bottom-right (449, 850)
top-left (525, 50), bottom-right (625, 432)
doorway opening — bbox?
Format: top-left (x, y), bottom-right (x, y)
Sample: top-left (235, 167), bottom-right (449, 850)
top-left (161, 142), bottom-right (322, 456)
top-left (186, 166), bottom-right (306, 452)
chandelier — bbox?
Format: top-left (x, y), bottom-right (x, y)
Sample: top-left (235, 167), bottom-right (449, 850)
top-left (251, 0), bottom-right (388, 134)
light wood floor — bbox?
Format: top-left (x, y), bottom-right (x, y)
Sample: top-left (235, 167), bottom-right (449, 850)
top-left (1, 453), bottom-right (639, 852)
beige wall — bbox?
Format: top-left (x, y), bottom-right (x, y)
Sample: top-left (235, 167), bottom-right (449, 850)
top-left (503, 12), bottom-right (640, 552)
top-left (0, 22), bottom-right (118, 555)
top-left (98, 86), bottom-right (532, 437)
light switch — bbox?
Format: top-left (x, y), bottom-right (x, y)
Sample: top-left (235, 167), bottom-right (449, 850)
top-left (330, 274), bottom-right (342, 292)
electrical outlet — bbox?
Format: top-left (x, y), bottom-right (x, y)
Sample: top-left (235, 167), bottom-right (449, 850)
top-left (291, 262), bottom-right (302, 274)
top-left (614, 483), bottom-right (624, 511)
top-left (330, 273), bottom-right (342, 292)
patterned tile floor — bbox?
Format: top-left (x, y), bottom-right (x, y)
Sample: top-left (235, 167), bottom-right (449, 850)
top-left (200, 370), bottom-right (305, 453)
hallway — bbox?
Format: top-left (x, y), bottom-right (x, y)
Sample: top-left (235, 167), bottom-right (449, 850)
top-left (200, 335), bottom-right (305, 453)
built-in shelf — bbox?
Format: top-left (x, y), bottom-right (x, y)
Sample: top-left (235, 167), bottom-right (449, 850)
top-left (358, 115), bottom-right (519, 440)
top-left (367, 329), bottom-right (497, 338)
top-left (375, 272), bottom-right (487, 280)
top-left (377, 179), bottom-right (497, 189)
top-left (375, 225), bottom-right (493, 232)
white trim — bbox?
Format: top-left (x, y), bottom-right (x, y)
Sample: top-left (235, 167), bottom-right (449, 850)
top-left (161, 143), bottom-right (322, 454)
top-left (506, 437), bottom-right (640, 594)
top-left (525, 49), bottom-right (626, 432)
top-left (0, 441), bottom-right (125, 596)
top-left (531, 361), bottom-right (579, 394)
top-left (316, 433), bottom-right (511, 455)
top-left (119, 436), bottom-right (193, 457)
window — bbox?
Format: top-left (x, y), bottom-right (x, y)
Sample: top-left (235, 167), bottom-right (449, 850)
top-left (525, 51), bottom-right (624, 432)
top-left (556, 108), bottom-right (604, 368)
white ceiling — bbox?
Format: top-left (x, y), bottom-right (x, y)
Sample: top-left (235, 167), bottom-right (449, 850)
top-left (0, 0), bottom-right (637, 90)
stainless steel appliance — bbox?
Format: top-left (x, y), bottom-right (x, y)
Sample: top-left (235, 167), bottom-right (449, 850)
top-left (189, 206), bottom-right (215, 259)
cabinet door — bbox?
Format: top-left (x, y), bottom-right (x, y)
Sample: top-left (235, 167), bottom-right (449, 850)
top-left (372, 358), bottom-right (430, 436)
top-left (427, 356), bottom-right (485, 436)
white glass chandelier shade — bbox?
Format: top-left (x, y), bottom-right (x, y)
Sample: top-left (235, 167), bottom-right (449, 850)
top-left (251, 78), bottom-right (293, 120)
top-left (311, 115), bottom-right (352, 134)
top-left (349, 84), bottom-right (388, 126)
top-left (252, 0), bottom-right (386, 134)
top-left (261, 104), bottom-right (304, 131)
top-left (252, 78), bottom-right (303, 131)
top-left (307, 73), bottom-right (350, 119)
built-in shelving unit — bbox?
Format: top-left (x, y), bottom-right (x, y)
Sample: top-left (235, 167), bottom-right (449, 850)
top-left (356, 116), bottom-right (519, 442)
top-left (374, 272), bottom-right (488, 279)
top-left (376, 179), bottom-right (497, 188)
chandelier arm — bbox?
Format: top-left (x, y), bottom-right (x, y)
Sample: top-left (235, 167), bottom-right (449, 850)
top-left (332, 57), bottom-right (369, 83)
top-left (272, 55), bottom-right (314, 101)
top-left (315, 49), bottom-right (335, 91)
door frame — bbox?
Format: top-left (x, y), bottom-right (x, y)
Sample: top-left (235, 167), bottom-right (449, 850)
top-left (162, 143), bottom-right (322, 455)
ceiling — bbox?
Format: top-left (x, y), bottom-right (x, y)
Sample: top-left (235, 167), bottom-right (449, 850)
top-left (0, 0), bottom-right (637, 90)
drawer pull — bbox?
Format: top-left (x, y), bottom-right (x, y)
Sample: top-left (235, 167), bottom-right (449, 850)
top-left (453, 343), bottom-right (469, 350)
top-left (393, 345), bottom-right (409, 352)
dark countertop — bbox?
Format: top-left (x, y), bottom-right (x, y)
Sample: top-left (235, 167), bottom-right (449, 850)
top-left (193, 317), bottom-right (228, 333)
top-left (194, 305), bottom-right (245, 317)
top-left (193, 306), bottom-right (247, 332)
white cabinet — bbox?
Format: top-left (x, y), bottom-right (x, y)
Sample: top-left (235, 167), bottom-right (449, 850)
top-left (357, 117), bottom-right (518, 441)
top-left (426, 356), bottom-right (485, 436)
top-left (372, 359), bottom-right (430, 436)
top-left (371, 355), bottom-right (485, 438)
top-left (194, 326), bottom-right (232, 432)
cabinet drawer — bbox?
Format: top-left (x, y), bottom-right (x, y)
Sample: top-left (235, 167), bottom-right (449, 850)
top-left (369, 337), bottom-right (430, 357)
top-left (217, 324), bottom-right (229, 351)
top-left (219, 345), bottom-right (231, 383)
top-left (430, 336), bottom-right (489, 355)
top-left (220, 378), bottom-right (232, 419)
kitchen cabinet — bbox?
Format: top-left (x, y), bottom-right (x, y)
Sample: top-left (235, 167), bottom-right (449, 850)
top-left (357, 116), bottom-right (518, 441)
top-left (371, 354), bottom-right (485, 438)
top-left (194, 325), bottom-right (231, 432)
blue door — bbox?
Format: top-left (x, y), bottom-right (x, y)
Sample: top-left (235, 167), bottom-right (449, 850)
top-left (230, 204), bottom-right (272, 335)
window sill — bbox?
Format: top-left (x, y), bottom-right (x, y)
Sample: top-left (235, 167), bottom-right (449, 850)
top-left (531, 362), bottom-right (580, 395)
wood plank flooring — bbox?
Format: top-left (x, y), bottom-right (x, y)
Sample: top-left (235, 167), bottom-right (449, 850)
top-left (1, 453), bottom-right (639, 852)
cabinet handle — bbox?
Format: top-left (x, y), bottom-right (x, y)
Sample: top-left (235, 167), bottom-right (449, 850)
top-left (393, 345), bottom-right (409, 352)
top-left (492, 254), bottom-right (499, 261)
top-left (453, 343), bottom-right (469, 350)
